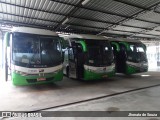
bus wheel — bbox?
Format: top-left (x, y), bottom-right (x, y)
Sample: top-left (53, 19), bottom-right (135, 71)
top-left (66, 66), bottom-right (69, 78)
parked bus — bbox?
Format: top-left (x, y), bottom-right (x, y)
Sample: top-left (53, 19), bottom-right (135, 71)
top-left (108, 38), bottom-right (148, 74)
top-left (4, 27), bottom-right (64, 85)
top-left (63, 34), bottom-right (115, 80)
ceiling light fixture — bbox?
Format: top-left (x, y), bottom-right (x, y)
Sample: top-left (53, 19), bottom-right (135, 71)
top-left (82, 0), bottom-right (90, 5)
top-left (62, 18), bottom-right (69, 25)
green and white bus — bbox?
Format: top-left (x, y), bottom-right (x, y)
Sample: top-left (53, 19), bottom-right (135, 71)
top-left (109, 38), bottom-right (148, 74)
top-left (63, 34), bottom-right (115, 80)
top-left (4, 27), bottom-right (64, 85)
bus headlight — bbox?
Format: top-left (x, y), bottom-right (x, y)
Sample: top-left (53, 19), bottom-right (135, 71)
top-left (14, 70), bottom-right (28, 76)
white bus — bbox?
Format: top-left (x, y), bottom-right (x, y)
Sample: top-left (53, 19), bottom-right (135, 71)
top-left (4, 27), bottom-right (64, 85)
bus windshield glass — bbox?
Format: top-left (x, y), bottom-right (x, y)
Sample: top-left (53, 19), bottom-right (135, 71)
top-left (85, 40), bottom-right (114, 67)
top-left (12, 32), bottom-right (62, 67)
top-left (127, 43), bottom-right (147, 63)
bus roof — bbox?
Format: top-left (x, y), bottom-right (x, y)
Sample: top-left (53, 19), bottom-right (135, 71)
top-left (67, 34), bottom-right (107, 40)
top-left (107, 38), bottom-right (142, 43)
top-left (12, 27), bottom-right (58, 36)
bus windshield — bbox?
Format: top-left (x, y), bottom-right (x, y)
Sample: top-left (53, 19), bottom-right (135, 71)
top-left (127, 43), bottom-right (147, 63)
top-left (86, 40), bottom-right (114, 67)
top-left (12, 32), bottom-right (62, 68)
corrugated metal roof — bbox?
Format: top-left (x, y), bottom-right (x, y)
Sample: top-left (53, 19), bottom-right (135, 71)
top-left (145, 30), bottom-right (160, 35)
top-left (1, 0), bottom-right (75, 15)
top-left (85, 0), bottom-right (142, 16)
top-left (154, 26), bottom-right (160, 31)
top-left (122, 19), bottom-right (158, 28)
top-left (119, 0), bottom-right (160, 8)
top-left (0, 3), bottom-right (66, 22)
top-left (0, 0), bottom-right (160, 39)
top-left (136, 11), bottom-right (160, 23)
top-left (73, 8), bottom-right (124, 23)
top-left (68, 17), bottom-right (112, 29)
top-left (0, 13), bottom-right (58, 27)
top-left (54, 0), bottom-right (81, 5)
top-left (154, 4), bottom-right (160, 13)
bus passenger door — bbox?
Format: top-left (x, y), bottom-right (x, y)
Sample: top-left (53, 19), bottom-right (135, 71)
top-left (111, 42), bottom-right (119, 72)
top-left (117, 43), bottom-right (127, 73)
top-left (75, 43), bottom-right (84, 79)
top-left (68, 45), bottom-right (77, 79)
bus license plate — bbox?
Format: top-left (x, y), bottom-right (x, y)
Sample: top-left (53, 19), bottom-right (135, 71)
top-left (102, 75), bottom-right (108, 78)
top-left (37, 78), bottom-right (46, 81)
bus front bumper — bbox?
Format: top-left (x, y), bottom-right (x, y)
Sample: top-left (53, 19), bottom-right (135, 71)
top-left (12, 70), bottom-right (63, 86)
top-left (83, 69), bottom-right (115, 80)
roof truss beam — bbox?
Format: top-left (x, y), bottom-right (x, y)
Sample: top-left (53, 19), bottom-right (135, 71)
top-left (1, 1), bottom-right (160, 28)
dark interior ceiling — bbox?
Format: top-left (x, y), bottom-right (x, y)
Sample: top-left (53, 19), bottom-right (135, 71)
top-left (1, 0), bottom-right (160, 39)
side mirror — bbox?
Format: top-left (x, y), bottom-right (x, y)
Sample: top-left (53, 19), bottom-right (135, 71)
top-left (4, 32), bottom-right (10, 47)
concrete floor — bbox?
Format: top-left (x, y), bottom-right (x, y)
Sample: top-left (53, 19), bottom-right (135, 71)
top-left (0, 71), bottom-right (160, 120)
top-left (46, 86), bottom-right (160, 111)
top-left (0, 71), bottom-right (160, 113)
